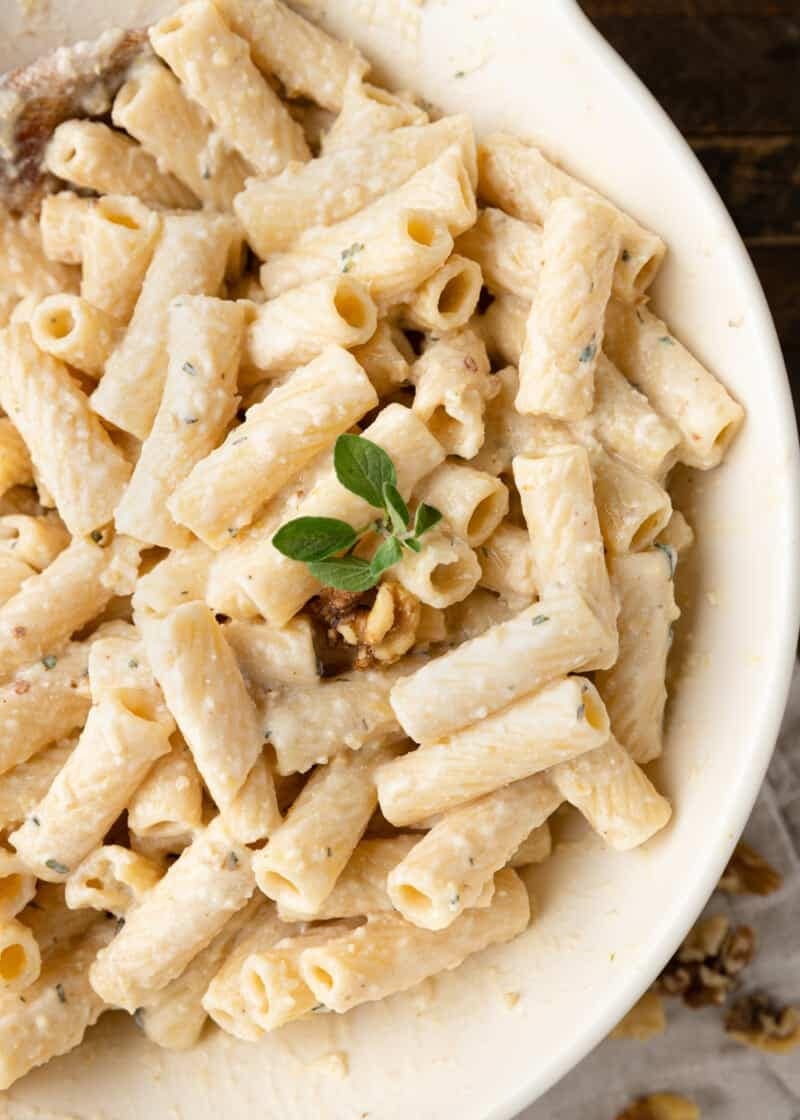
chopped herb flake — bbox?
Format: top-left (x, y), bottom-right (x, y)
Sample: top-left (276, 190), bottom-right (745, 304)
top-left (90, 530), bottom-right (103, 543)
top-left (579, 339), bottom-right (597, 364)
top-left (128, 658), bottom-right (139, 669)
top-left (45, 858), bottom-right (69, 875)
top-left (182, 361), bottom-right (197, 375)
top-left (531, 615), bottom-right (549, 626)
top-left (454, 69), bottom-right (466, 78)
top-left (116, 915), bottom-right (126, 932)
top-left (325, 846), bottom-right (333, 858)
top-left (576, 703), bottom-right (586, 721)
top-left (184, 416), bottom-right (199, 425)
top-left (340, 242), bottom-right (365, 273)
top-left (31, 815), bottom-right (40, 826)
top-left (42, 655), bottom-right (57, 670)
top-left (225, 851), bottom-right (239, 870)
top-left (449, 893), bottom-right (460, 908)
top-left (621, 249), bottom-right (631, 263)
top-left (55, 983), bottom-right (67, 1004)
top-left (231, 436), bottom-right (247, 446)
top-left (659, 336), bottom-right (676, 346)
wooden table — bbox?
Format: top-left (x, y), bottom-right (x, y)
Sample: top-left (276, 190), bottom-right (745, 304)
top-left (581, 1), bottom-right (800, 408)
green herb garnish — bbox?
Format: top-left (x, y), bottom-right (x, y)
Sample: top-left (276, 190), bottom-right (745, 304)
top-left (579, 338), bottom-right (597, 364)
top-left (41, 655), bottom-right (57, 670)
top-left (655, 541), bottom-right (677, 578)
top-left (340, 242), bottom-right (365, 273)
top-left (55, 983), bottom-right (67, 1004)
top-left (90, 529), bottom-right (103, 543)
top-left (272, 435), bottom-right (442, 592)
top-left (531, 615), bottom-right (549, 626)
top-left (45, 858), bottom-right (69, 875)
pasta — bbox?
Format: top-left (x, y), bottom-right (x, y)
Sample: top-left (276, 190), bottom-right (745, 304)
top-left (169, 346), bottom-right (377, 547)
top-left (0, 324), bottom-right (132, 535)
top-left (0, 0), bottom-right (744, 1081)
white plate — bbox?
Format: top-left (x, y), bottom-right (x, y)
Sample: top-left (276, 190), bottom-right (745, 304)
top-left (2, 2), bottom-right (799, 1117)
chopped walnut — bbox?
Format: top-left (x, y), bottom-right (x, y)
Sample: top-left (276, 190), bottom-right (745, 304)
top-left (615, 1094), bottom-right (700, 1120)
top-left (657, 915), bottom-right (756, 1007)
top-left (610, 990), bottom-right (666, 1040)
top-left (308, 582), bottom-right (420, 669)
top-left (725, 993), bottom-right (800, 1054)
top-left (718, 841), bottom-right (783, 897)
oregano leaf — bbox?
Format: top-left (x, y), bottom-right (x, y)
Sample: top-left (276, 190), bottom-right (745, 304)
top-left (307, 556), bottom-right (378, 592)
top-left (272, 517), bottom-right (357, 562)
top-left (334, 434), bottom-right (396, 509)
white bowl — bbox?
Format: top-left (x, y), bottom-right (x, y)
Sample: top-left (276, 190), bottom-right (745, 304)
top-left (2, 2), bottom-right (799, 1116)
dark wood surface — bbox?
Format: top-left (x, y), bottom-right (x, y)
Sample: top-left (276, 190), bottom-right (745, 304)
top-left (580, 0), bottom-right (800, 408)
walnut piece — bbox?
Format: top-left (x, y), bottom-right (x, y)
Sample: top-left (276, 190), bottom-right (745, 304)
top-left (309, 582), bottom-right (420, 669)
top-left (725, 993), bottom-right (800, 1054)
top-left (615, 1094), bottom-right (700, 1120)
top-left (718, 841), bottom-right (783, 896)
top-left (657, 915), bottom-right (756, 1007)
top-left (610, 990), bottom-right (666, 1040)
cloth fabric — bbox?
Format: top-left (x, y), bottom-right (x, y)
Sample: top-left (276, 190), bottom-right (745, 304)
top-left (520, 663), bottom-right (800, 1120)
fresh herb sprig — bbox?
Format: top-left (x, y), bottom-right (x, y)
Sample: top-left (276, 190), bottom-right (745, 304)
top-left (272, 434), bottom-right (442, 592)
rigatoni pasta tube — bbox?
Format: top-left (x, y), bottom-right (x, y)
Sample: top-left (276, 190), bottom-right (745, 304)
top-left (127, 737), bottom-right (204, 849)
top-left (411, 328), bottom-right (496, 459)
top-left (478, 522), bottom-right (538, 606)
top-left (0, 538), bottom-right (118, 683)
top-left (478, 133), bottom-right (665, 301)
top-left (0, 738), bottom-right (74, 832)
top-left (240, 925), bottom-right (350, 1031)
top-left (137, 896), bottom-right (261, 1051)
top-left (517, 196), bottom-right (619, 420)
top-left (216, 0), bottom-right (368, 111)
top-left (0, 850), bottom-right (36, 921)
top-left (9, 693), bottom-right (174, 881)
top-left (0, 557), bottom-right (34, 606)
top-left (455, 207), bottom-right (540, 302)
top-left (392, 524), bottom-right (481, 609)
top-left (169, 347), bottom-right (377, 547)
top-left (595, 550), bottom-right (680, 764)
top-left (550, 736), bottom-right (672, 850)
top-left (30, 294), bottom-right (121, 380)
top-left (0, 640), bottom-right (90, 774)
top-left (91, 213), bottom-right (238, 439)
top-left (277, 836), bottom-right (418, 921)
top-left (80, 194), bottom-right (160, 323)
top-left (0, 418), bottom-right (33, 497)
top-left (202, 900), bottom-right (290, 1041)
top-left (65, 846), bottom-right (163, 916)
top-left (603, 300), bottom-right (744, 470)
top-left (401, 254), bottom-right (482, 334)
top-left (0, 916), bottom-right (41, 992)
top-left (89, 818), bottom-right (255, 1012)
top-left (589, 445), bottom-right (672, 555)
top-left (323, 81), bottom-right (426, 150)
top-left (415, 463), bottom-right (508, 547)
top-left (513, 447), bottom-right (617, 635)
top-left (112, 61), bottom-right (249, 211)
top-left (390, 589), bottom-right (616, 744)
top-left (245, 276), bottom-right (376, 377)
top-left (44, 120), bottom-right (197, 210)
top-left (387, 775), bottom-right (562, 929)
top-left (0, 515), bottom-right (68, 572)
top-left (0, 324), bottom-right (131, 535)
top-left (39, 192), bottom-right (93, 264)
top-left (150, 0), bottom-right (309, 176)
top-left (223, 752), bottom-right (282, 844)
top-left (265, 662), bottom-right (410, 775)
top-left (223, 617), bottom-right (318, 690)
top-left (143, 603), bottom-right (267, 811)
top-left (206, 404), bottom-right (444, 624)
top-left (587, 354), bottom-right (680, 479)
top-left (0, 917), bottom-right (114, 1091)
top-left (301, 867), bottom-right (529, 1013)
top-left (235, 116), bottom-right (473, 255)
top-left (260, 208), bottom-right (454, 304)
top-left (351, 320), bottom-right (413, 398)
top-left (254, 741), bottom-right (402, 913)
top-left (378, 676), bottom-right (607, 824)
top-left (114, 296), bottom-right (244, 549)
